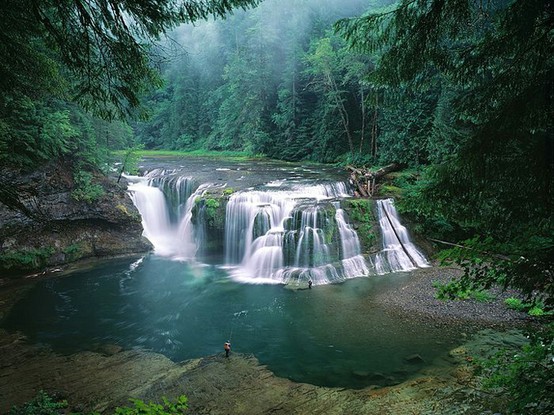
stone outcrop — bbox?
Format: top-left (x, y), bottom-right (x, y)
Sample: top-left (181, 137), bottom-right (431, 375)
top-left (0, 163), bottom-right (151, 275)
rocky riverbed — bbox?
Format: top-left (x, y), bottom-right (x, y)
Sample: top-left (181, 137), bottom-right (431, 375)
top-left (0, 265), bottom-right (534, 414)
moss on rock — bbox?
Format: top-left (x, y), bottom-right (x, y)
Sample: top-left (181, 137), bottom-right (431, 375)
top-left (341, 199), bottom-right (380, 254)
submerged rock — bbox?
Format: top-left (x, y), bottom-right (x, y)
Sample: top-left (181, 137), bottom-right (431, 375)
top-left (404, 354), bottom-right (425, 364)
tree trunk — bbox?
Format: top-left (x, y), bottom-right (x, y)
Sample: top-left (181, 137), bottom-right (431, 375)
top-left (347, 163), bottom-right (400, 197)
top-left (371, 92), bottom-right (379, 159)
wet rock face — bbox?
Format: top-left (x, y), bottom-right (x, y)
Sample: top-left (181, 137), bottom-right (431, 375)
top-left (0, 163), bottom-right (151, 275)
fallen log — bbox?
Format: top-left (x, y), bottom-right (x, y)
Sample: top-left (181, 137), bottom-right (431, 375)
top-left (366, 163), bottom-right (400, 179)
top-left (347, 163), bottom-right (401, 197)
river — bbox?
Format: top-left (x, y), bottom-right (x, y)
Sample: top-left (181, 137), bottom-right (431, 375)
top-left (3, 157), bottom-right (461, 389)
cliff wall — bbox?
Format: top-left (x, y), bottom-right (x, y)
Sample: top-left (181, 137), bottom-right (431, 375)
top-left (0, 163), bottom-right (151, 276)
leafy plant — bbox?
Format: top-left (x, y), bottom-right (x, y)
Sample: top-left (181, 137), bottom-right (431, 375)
top-left (113, 396), bottom-right (188, 415)
top-left (72, 170), bottom-right (105, 203)
top-left (476, 323), bottom-right (554, 414)
top-left (8, 390), bottom-right (67, 415)
top-left (432, 280), bottom-right (492, 302)
top-left (8, 393), bottom-right (189, 415)
top-left (504, 297), bottom-right (527, 312)
top-left (504, 297), bottom-right (552, 317)
top-left (528, 307), bottom-right (546, 317)
top-left (223, 188), bottom-right (235, 196)
top-left (63, 243), bottom-right (83, 261)
top-left (0, 247), bottom-right (55, 271)
top-left (117, 145), bottom-right (144, 182)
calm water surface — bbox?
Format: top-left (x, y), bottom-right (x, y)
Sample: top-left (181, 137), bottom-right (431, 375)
top-left (4, 255), bottom-right (463, 388)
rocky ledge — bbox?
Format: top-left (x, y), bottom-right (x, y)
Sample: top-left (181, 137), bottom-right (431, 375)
top-left (0, 327), bottom-right (511, 415)
top-left (0, 163), bottom-right (151, 276)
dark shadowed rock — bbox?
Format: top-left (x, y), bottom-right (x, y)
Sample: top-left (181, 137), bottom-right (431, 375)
top-left (0, 163), bottom-right (151, 275)
top-left (404, 354), bottom-right (425, 364)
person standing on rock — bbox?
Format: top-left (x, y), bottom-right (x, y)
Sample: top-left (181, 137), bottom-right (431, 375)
top-left (224, 340), bottom-right (231, 358)
top-left (308, 280), bottom-right (313, 289)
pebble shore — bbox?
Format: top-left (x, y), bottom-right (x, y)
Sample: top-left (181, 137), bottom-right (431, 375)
top-left (374, 264), bottom-right (532, 329)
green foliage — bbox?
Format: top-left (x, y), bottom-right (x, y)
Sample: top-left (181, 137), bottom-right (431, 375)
top-left (392, 168), bottom-right (456, 238)
top-left (476, 323), bottom-right (554, 414)
top-left (117, 145), bottom-right (145, 182)
top-left (192, 197), bottom-right (225, 231)
top-left (63, 243), bottom-right (84, 261)
top-left (8, 392), bottom-right (189, 415)
top-left (432, 280), bottom-right (492, 302)
top-left (505, 297), bottom-right (552, 317)
top-left (343, 199), bottom-right (377, 251)
top-left (113, 396), bottom-right (188, 415)
top-left (133, 1), bottom-right (379, 163)
top-left (504, 297), bottom-right (527, 312)
top-left (436, 236), bottom-right (554, 310)
top-left (72, 170), bottom-right (105, 203)
top-left (113, 149), bottom-right (254, 160)
top-left (1, 0), bottom-right (262, 120)
top-left (202, 199), bottom-right (222, 228)
top-left (8, 390), bottom-right (67, 415)
top-left (0, 247), bottom-right (55, 271)
top-left (528, 306), bottom-right (546, 317)
top-left (223, 188), bottom-right (235, 196)
top-left (335, 0), bottom-right (553, 307)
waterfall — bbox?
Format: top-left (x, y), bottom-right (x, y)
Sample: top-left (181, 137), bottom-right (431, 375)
top-left (127, 166), bottom-right (428, 282)
top-left (335, 203), bottom-right (370, 279)
top-left (373, 198), bottom-right (429, 273)
top-left (128, 171), bottom-right (208, 260)
top-left (225, 184), bottom-right (368, 285)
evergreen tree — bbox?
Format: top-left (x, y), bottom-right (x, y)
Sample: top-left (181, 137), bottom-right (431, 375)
top-left (336, 0), bottom-right (554, 302)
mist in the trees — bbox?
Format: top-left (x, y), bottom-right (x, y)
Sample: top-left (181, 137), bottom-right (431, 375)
top-left (135, 0), bottom-right (394, 161)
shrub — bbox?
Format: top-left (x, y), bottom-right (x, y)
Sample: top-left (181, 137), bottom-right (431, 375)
top-left (8, 390), bottom-right (67, 415)
top-left (504, 297), bottom-right (526, 311)
top-left (432, 280), bottom-right (492, 302)
top-left (72, 170), bottom-right (105, 203)
top-left (8, 393), bottom-right (189, 415)
top-left (476, 323), bottom-right (554, 414)
top-left (0, 247), bottom-right (55, 270)
top-left (504, 297), bottom-right (551, 316)
top-left (113, 396), bottom-right (188, 415)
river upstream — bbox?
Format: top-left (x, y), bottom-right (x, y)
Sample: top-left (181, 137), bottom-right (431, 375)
top-left (0, 157), bottom-right (531, 414)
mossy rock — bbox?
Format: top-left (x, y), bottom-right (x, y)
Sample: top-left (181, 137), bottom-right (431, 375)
top-left (341, 199), bottom-right (379, 254)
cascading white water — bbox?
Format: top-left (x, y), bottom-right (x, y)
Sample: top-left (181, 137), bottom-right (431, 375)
top-left (128, 172), bottom-right (207, 260)
top-left (225, 183), bottom-right (369, 285)
top-left (295, 206), bottom-right (331, 267)
top-left (373, 198), bottom-right (429, 273)
top-left (335, 203), bottom-right (370, 278)
top-left (127, 166), bottom-right (428, 282)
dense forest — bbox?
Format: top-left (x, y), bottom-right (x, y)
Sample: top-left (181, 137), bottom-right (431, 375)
top-left (3, 0), bottom-right (550, 304)
top-left (0, 0), bottom-right (552, 412)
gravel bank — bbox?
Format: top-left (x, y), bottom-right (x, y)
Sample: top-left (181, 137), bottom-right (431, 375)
top-left (374, 263), bottom-right (533, 329)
